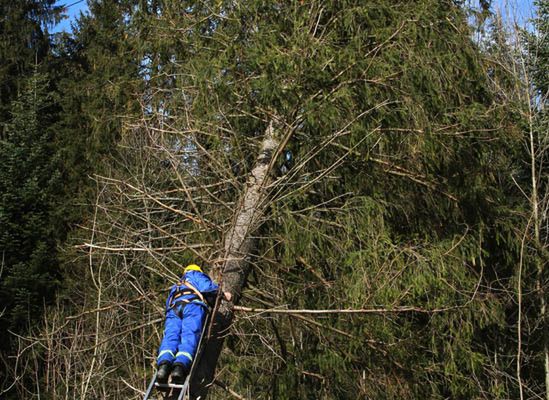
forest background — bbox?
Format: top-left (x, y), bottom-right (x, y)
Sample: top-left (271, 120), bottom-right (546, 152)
top-left (0, 0), bottom-right (547, 399)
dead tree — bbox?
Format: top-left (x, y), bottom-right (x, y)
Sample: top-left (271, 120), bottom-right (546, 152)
top-left (191, 119), bottom-right (282, 399)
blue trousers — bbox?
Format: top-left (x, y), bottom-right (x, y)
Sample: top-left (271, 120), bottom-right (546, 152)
top-left (157, 301), bottom-right (207, 369)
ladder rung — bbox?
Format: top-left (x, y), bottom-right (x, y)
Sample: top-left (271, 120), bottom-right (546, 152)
top-left (154, 382), bottom-right (186, 389)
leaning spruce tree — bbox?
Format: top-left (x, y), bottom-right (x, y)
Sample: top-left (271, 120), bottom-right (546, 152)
top-left (33, 1), bottom-right (532, 399)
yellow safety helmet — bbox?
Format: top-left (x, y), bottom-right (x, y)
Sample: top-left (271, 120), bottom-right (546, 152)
top-left (184, 264), bottom-right (203, 273)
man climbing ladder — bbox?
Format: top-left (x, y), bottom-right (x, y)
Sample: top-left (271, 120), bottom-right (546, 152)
top-left (156, 264), bottom-right (219, 384)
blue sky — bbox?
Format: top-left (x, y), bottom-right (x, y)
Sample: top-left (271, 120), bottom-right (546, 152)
top-left (52, 1), bottom-right (537, 34)
top-left (52, 0), bottom-right (89, 33)
top-left (491, 0), bottom-right (536, 25)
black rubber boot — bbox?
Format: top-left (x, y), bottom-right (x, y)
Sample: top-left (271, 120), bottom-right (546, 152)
top-left (156, 363), bottom-right (171, 384)
top-left (171, 363), bottom-right (188, 384)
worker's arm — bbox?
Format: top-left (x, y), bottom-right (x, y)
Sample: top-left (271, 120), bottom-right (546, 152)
top-left (200, 280), bottom-right (232, 305)
top-left (165, 285), bottom-right (176, 311)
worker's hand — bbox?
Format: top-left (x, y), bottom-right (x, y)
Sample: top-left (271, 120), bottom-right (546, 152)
top-left (223, 291), bottom-right (232, 302)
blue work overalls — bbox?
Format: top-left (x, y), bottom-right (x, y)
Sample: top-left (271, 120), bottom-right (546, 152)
top-left (156, 271), bottom-right (218, 369)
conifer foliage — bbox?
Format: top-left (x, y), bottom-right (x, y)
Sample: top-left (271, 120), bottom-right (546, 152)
top-left (0, 72), bottom-right (61, 340)
top-left (0, 0), bottom-right (61, 131)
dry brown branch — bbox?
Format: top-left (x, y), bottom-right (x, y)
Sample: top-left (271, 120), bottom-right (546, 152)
top-left (213, 380), bottom-right (249, 400)
top-left (95, 175), bottom-right (219, 229)
top-left (76, 318), bottom-right (164, 353)
top-left (65, 291), bottom-right (164, 321)
top-left (240, 292), bottom-right (356, 340)
top-left (369, 156), bottom-right (458, 202)
top-left (79, 243), bottom-right (212, 252)
top-left (233, 305), bottom-right (459, 315)
top-left (296, 256), bottom-right (332, 287)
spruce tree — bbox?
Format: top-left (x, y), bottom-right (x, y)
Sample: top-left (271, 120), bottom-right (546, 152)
top-left (48, 0), bottom-right (145, 209)
top-left (0, 71), bottom-right (61, 336)
top-left (0, 0), bottom-right (60, 134)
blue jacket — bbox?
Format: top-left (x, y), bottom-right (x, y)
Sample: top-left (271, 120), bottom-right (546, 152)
top-left (165, 270), bottom-right (219, 311)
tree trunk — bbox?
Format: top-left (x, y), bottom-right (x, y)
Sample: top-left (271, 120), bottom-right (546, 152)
top-left (190, 120), bottom-right (281, 399)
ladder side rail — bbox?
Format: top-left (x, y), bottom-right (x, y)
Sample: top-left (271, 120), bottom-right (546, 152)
top-left (143, 371), bottom-right (158, 400)
top-left (185, 307), bottom-right (212, 399)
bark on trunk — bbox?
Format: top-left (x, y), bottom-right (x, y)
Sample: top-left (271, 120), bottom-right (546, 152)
top-left (190, 120), bottom-right (280, 399)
